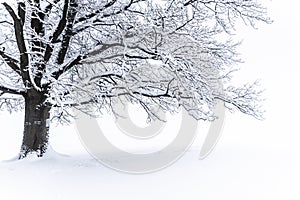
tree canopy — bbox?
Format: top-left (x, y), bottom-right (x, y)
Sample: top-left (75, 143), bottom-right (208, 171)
top-left (0, 0), bottom-right (270, 157)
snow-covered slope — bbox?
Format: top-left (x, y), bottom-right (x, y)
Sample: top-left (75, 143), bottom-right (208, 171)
top-left (0, 109), bottom-right (300, 200)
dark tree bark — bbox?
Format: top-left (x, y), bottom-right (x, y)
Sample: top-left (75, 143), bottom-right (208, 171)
top-left (19, 89), bottom-right (51, 159)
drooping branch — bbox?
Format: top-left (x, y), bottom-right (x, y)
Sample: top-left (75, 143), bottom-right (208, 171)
top-left (0, 50), bottom-right (21, 75)
top-left (213, 82), bottom-right (264, 119)
top-left (184, 0), bottom-right (271, 30)
top-left (0, 85), bottom-right (25, 96)
top-left (0, 20), bottom-right (13, 25)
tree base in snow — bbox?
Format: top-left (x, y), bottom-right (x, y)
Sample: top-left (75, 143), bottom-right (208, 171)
top-left (18, 145), bottom-right (69, 160)
top-left (19, 146), bottom-right (47, 159)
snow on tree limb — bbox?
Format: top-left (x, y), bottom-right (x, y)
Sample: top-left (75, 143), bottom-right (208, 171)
top-left (0, 0), bottom-right (270, 121)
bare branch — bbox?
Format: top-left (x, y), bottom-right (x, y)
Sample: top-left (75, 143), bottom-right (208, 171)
top-left (2, 2), bottom-right (30, 81)
top-left (43, 0), bottom-right (69, 63)
top-left (0, 85), bottom-right (25, 95)
top-left (56, 0), bottom-right (78, 64)
top-left (0, 50), bottom-right (21, 75)
top-left (0, 20), bottom-right (13, 25)
top-left (52, 55), bottom-right (86, 80)
top-left (75, 0), bottom-right (118, 24)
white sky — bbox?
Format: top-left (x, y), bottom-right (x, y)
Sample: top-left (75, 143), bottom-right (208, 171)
top-left (230, 0), bottom-right (300, 146)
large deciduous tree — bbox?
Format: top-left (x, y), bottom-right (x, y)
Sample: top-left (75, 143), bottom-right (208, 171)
top-left (0, 0), bottom-right (270, 158)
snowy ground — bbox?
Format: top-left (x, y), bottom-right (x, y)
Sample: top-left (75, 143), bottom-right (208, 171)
top-left (0, 103), bottom-right (300, 200)
top-left (1, 147), bottom-right (299, 200)
top-left (1, 0), bottom-right (300, 200)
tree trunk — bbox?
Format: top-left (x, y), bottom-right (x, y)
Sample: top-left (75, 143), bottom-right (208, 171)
top-left (19, 89), bottom-right (50, 159)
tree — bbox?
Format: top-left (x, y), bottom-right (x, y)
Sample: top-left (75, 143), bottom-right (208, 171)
top-left (0, 0), bottom-right (270, 159)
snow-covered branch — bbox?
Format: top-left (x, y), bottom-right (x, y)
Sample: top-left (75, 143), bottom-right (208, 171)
top-left (0, 84), bottom-right (25, 96)
top-left (0, 0), bottom-right (269, 121)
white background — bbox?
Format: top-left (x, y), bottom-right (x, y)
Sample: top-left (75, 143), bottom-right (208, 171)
top-left (0, 0), bottom-right (300, 200)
